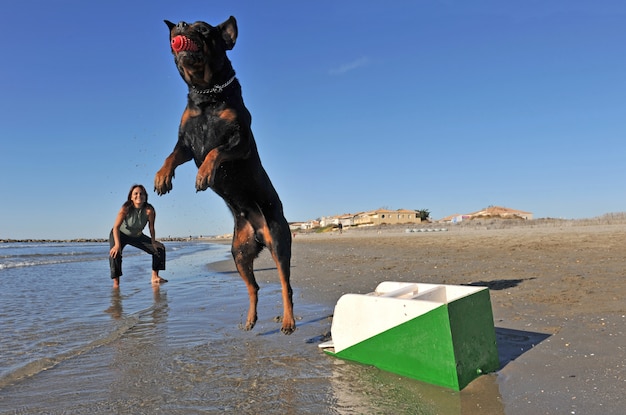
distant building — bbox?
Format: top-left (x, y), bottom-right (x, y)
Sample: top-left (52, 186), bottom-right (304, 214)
top-left (353, 209), bottom-right (422, 226)
top-left (289, 220), bottom-right (320, 230)
top-left (467, 206), bottom-right (533, 220)
top-left (320, 215), bottom-right (349, 227)
top-left (439, 213), bottom-right (467, 223)
top-left (441, 206), bottom-right (533, 222)
top-left (298, 208), bottom-right (423, 231)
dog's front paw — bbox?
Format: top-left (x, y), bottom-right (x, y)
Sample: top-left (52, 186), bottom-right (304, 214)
top-left (195, 168), bottom-right (213, 192)
top-left (154, 168), bottom-right (174, 195)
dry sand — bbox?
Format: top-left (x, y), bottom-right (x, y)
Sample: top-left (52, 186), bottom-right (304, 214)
top-left (210, 220), bottom-right (625, 414)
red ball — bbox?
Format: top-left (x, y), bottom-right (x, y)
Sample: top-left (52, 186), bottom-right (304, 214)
top-left (171, 35), bottom-right (185, 52)
top-left (171, 35), bottom-right (198, 52)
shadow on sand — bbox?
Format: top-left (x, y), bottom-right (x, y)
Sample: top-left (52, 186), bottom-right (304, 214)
top-left (464, 277), bottom-right (536, 291)
top-left (495, 327), bottom-right (551, 369)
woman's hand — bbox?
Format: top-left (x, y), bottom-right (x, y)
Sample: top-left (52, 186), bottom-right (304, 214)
top-left (152, 241), bottom-right (164, 254)
top-left (110, 245), bottom-right (121, 258)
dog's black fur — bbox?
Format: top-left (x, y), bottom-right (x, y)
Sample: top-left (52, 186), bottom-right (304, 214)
top-left (154, 17), bottom-right (294, 334)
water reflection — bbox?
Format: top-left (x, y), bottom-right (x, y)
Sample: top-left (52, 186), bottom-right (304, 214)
top-left (150, 285), bottom-right (169, 325)
top-left (104, 289), bottom-right (123, 320)
top-left (326, 357), bottom-right (505, 414)
top-left (107, 285), bottom-right (170, 406)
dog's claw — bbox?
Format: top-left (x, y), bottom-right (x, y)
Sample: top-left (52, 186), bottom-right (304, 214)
top-left (154, 170), bottom-right (174, 195)
top-left (154, 183), bottom-right (171, 196)
top-left (240, 318), bottom-right (256, 331)
top-left (279, 316), bottom-right (296, 335)
top-left (195, 173), bottom-right (213, 192)
top-left (281, 325), bottom-right (296, 335)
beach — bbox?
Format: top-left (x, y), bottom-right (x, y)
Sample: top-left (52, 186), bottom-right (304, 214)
top-left (1, 221), bottom-right (624, 414)
top-left (210, 220), bottom-right (626, 414)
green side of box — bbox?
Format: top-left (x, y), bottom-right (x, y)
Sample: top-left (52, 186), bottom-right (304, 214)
top-left (448, 288), bottom-right (499, 389)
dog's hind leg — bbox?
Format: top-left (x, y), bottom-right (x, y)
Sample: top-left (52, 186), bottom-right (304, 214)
top-left (264, 219), bottom-right (295, 335)
top-left (231, 219), bottom-right (262, 331)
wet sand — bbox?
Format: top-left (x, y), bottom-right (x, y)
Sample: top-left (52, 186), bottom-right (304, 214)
top-left (210, 221), bottom-right (626, 414)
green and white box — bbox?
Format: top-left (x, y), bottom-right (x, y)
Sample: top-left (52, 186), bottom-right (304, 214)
top-left (319, 282), bottom-right (499, 390)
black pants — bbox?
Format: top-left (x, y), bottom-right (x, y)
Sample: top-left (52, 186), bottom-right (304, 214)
top-left (109, 230), bottom-right (166, 279)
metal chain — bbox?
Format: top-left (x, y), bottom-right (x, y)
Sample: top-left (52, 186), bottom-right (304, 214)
top-left (192, 76), bottom-right (236, 95)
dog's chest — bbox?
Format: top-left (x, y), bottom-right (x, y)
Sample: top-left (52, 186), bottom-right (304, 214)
top-left (182, 108), bottom-right (240, 160)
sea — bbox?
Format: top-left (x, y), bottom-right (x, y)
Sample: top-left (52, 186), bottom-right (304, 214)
top-left (0, 241), bottom-right (499, 414)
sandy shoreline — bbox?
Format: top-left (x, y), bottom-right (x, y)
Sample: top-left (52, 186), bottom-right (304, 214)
top-left (209, 221), bottom-right (625, 414)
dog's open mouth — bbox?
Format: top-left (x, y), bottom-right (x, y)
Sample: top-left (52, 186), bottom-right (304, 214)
top-left (171, 35), bottom-right (199, 53)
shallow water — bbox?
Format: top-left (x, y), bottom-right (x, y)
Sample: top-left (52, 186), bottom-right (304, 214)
top-left (0, 241), bottom-right (502, 414)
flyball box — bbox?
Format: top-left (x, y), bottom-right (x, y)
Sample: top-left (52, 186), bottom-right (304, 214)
top-left (319, 282), bottom-right (499, 390)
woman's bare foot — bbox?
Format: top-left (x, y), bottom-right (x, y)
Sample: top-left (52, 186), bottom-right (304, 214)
top-left (151, 275), bottom-right (168, 284)
top-left (113, 277), bottom-right (120, 289)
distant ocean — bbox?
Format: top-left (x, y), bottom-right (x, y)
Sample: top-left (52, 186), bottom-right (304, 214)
top-left (0, 241), bottom-right (469, 414)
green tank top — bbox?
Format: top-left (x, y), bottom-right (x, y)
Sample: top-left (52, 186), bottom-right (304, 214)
top-left (120, 206), bottom-right (149, 237)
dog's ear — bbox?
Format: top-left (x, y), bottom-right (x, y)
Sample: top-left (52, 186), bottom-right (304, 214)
top-left (218, 16), bottom-right (238, 50)
top-left (164, 20), bottom-right (176, 31)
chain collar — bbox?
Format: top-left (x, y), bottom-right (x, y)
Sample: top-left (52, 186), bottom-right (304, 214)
top-left (191, 76), bottom-right (236, 95)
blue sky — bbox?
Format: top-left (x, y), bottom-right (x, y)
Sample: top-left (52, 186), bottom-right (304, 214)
top-left (2, 1), bottom-right (625, 239)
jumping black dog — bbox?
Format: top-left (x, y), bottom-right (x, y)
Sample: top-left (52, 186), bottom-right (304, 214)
top-left (154, 17), bottom-right (295, 334)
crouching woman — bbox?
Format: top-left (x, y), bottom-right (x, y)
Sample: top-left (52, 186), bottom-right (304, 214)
top-left (109, 184), bottom-right (167, 288)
